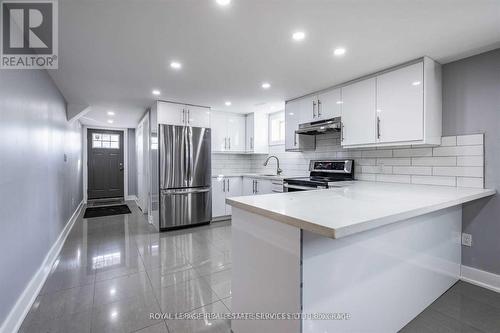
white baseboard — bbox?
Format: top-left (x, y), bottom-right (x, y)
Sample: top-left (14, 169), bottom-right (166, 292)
top-left (461, 265), bottom-right (500, 293)
top-left (0, 201), bottom-right (84, 333)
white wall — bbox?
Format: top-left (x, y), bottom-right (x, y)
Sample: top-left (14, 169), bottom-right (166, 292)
top-left (0, 70), bottom-right (83, 325)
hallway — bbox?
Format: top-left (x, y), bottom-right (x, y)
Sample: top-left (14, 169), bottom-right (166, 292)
top-left (18, 203), bottom-right (232, 333)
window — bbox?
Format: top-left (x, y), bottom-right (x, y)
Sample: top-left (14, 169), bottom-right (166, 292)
top-left (92, 133), bottom-right (120, 149)
top-left (269, 111), bottom-right (285, 145)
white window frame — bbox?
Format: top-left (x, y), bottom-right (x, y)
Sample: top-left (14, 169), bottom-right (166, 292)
top-left (268, 111), bottom-right (285, 146)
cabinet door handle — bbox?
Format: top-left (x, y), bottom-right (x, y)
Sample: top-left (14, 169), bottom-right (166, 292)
top-left (227, 179), bottom-right (230, 192)
top-left (224, 137), bottom-right (227, 150)
top-left (252, 180), bottom-right (255, 194)
top-left (228, 137), bottom-right (231, 150)
top-left (312, 101), bottom-right (317, 118)
top-left (317, 99), bottom-right (322, 117)
top-left (187, 109), bottom-right (190, 124)
top-left (223, 178), bottom-right (226, 192)
top-left (294, 133), bottom-right (297, 146)
top-left (377, 116), bottom-right (381, 139)
top-left (182, 109), bottom-right (185, 124)
top-left (341, 122), bottom-right (345, 142)
top-left (250, 137), bottom-right (254, 149)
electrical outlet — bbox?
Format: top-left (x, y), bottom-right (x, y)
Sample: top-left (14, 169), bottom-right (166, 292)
top-left (462, 233), bottom-right (472, 247)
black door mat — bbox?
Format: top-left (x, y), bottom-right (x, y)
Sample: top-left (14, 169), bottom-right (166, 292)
top-left (84, 204), bottom-right (132, 218)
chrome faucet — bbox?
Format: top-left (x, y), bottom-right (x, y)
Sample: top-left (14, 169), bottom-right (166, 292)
top-left (263, 155), bottom-right (282, 175)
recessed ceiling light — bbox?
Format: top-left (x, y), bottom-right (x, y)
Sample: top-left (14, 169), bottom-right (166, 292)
top-left (261, 82), bottom-right (271, 89)
top-left (225, 101), bottom-right (232, 106)
top-left (107, 119), bottom-right (114, 124)
top-left (412, 81), bottom-right (421, 86)
top-left (336, 100), bottom-right (343, 105)
top-left (107, 111), bottom-right (115, 116)
top-left (333, 47), bottom-right (346, 56)
top-left (292, 31), bottom-right (306, 41)
top-left (216, 0), bottom-right (231, 6)
top-left (152, 89), bottom-right (161, 96)
top-left (170, 61), bottom-right (182, 69)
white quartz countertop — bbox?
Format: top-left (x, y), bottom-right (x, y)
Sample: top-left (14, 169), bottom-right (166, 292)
top-left (226, 181), bottom-right (496, 239)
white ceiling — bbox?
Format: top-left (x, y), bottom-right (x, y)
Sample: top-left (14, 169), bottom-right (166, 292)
top-left (50, 0), bottom-right (500, 128)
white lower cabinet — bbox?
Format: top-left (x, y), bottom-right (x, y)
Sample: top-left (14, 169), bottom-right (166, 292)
top-left (242, 177), bottom-right (273, 195)
top-left (212, 177), bottom-right (242, 218)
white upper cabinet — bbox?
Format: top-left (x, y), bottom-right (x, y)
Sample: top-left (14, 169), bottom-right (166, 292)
top-left (157, 101), bottom-right (210, 128)
top-left (341, 78), bottom-right (377, 146)
top-left (285, 98), bottom-right (315, 151)
top-left (226, 113), bottom-right (246, 151)
top-left (211, 111), bottom-right (246, 152)
top-left (157, 101), bottom-right (185, 126)
top-left (246, 112), bottom-right (269, 154)
top-left (377, 62), bottom-right (423, 143)
top-left (317, 88), bottom-right (342, 120)
top-left (186, 105), bottom-right (211, 128)
top-left (340, 57), bottom-right (441, 148)
top-left (211, 112), bottom-right (228, 152)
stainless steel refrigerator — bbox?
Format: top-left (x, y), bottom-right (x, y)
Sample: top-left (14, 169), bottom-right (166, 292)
top-left (159, 124), bottom-right (211, 230)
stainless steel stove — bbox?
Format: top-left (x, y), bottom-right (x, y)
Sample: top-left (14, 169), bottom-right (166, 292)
top-left (283, 160), bottom-right (355, 192)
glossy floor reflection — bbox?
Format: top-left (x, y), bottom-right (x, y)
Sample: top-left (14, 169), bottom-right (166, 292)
top-left (19, 201), bottom-right (232, 333)
top-left (18, 201), bottom-right (500, 333)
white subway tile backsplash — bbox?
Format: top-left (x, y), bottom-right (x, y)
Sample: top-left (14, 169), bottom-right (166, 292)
top-left (412, 156), bottom-right (457, 166)
top-left (457, 134), bottom-right (484, 146)
top-left (441, 136), bottom-right (457, 146)
top-left (376, 174), bottom-right (411, 184)
top-left (433, 166), bottom-right (483, 178)
top-left (216, 133), bottom-right (484, 189)
top-left (457, 177), bottom-right (484, 188)
top-left (411, 175), bottom-right (456, 186)
top-left (361, 150), bottom-right (392, 158)
top-left (360, 165), bottom-right (392, 174)
top-left (457, 156), bottom-right (484, 167)
top-left (393, 148), bottom-right (432, 157)
top-left (392, 166), bottom-right (432, 175)
top-left (376, 158), bottom-right (411, 166)
top-left (433, 145), bottom-right (483, 156)
top-left (356, 173), bottom-right (376, 181)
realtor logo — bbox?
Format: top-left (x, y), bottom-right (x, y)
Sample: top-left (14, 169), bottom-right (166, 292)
top-left (1, 0), bottom-right (58, 69)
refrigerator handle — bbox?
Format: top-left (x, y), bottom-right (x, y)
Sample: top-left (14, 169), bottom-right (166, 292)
top-left (161, 188), bottom-right (210, 195)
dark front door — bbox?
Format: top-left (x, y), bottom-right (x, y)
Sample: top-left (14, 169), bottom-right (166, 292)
top-left (87, 129), bottom-right (124, 199)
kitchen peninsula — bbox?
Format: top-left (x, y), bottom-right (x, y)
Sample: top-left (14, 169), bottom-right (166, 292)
top-left (227, 182), bottom-right (495, 333)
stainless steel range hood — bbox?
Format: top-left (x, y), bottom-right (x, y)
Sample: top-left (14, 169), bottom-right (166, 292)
top-left (295, 117), bottom-right (341, 135)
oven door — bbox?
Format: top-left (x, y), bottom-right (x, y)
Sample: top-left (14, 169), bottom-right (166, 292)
top-left (283, 183), bottom-right (327, 192)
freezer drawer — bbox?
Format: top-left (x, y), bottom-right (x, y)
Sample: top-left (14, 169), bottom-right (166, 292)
top-left (160, 187), bottom-right (211, 230)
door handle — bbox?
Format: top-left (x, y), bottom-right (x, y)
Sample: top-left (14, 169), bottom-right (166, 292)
top-left (119, 162), bottom-right (124, 171)
top-left (377, 116), bottom-right (381, 139)
top-left (161, 188), bottom-right (210, 195)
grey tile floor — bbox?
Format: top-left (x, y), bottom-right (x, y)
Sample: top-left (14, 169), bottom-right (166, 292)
top-left (19, 201), bottom-right (232, 333)
top-left (18, 201), bottom-right (500, 333)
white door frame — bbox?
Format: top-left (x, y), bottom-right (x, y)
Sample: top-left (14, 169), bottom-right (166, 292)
top-left (136, 113), bottom-right (150, 213)
top-left (83, 125), bottom-right (129, 203)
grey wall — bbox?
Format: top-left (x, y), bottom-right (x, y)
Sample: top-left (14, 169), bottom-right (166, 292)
top-left (0, 70), bottom-right (83, 324)
top-left (442, 48), bottom-right (500, 275)
top-left (128, 128), bottom-right (137, 196)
